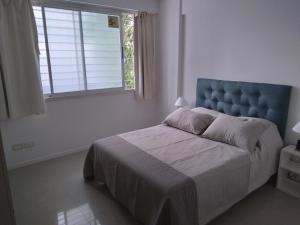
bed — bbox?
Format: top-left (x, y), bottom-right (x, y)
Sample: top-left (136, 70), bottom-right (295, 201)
top-left (84, 78), bottom-right (292, 225)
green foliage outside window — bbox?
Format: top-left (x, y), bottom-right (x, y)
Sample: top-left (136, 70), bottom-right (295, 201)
top-left (122, 14), bottom-right (135, 90)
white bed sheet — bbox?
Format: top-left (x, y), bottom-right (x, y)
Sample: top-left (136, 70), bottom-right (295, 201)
top-left (120, 122), bottom-right (283, 225)
top-left (120, 125), bottom-right (250, 225)
top-left (248, 124), bottom-right (283, 193)
top-left (192, 107), bottom-right (283, 193)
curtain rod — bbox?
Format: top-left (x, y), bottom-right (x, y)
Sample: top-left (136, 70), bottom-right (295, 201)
top-left (32, 0), bottom-right (144, 13)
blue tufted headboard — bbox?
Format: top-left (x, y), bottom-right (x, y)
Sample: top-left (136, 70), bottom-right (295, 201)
top-left (196, 78), bottom-right (292, 137)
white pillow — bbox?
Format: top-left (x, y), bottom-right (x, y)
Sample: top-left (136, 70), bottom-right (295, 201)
top-left (163, 108), bottom-right (214, 135)
top-left (192, 107), bottom-right (221, 118)
top-left (202, 114), bottom-right (269, 152)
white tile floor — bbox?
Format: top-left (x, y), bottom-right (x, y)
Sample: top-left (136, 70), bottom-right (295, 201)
top-left (9, 151), bottom-right (300, 225)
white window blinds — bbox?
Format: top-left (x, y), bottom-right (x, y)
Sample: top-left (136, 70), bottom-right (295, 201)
top-left (33, 5), bottom-right (124, 95)
top-left (81, 12), bottom-right (122, 90)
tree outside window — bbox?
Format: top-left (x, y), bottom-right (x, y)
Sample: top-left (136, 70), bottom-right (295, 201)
top-left (122, 14), bottom-right (135, 90)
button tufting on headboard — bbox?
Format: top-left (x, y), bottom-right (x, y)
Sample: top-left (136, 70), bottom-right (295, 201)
top-left (196, 78), bottom-right (292, 137)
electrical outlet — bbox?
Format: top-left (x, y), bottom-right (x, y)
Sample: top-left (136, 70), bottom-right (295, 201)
top-left (12, 142), bottom-right (35, 151)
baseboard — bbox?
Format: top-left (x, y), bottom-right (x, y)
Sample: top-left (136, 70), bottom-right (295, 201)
top-left (8, 145), bottom-right (89, 171)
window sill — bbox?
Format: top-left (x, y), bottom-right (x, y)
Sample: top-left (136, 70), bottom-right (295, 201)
top-left (44, 88), bottom-right (135, 102)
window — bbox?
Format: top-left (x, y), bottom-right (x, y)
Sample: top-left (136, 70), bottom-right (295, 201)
top-left (33, 2), bottom-right (135, 96)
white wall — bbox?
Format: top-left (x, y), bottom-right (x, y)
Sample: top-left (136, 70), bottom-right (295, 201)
top-left (1, 0), bottom-right (160, 170)
top-left (158, 0), bottom-right (180, 119)
top-left (159, 0), bottom-right (300, 144)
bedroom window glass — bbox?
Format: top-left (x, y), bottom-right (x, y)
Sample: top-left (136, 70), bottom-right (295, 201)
top-left (33, 4), bottom-right (135, 96)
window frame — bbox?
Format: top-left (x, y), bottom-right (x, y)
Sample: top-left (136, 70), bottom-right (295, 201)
top-left (32, 0), bottom-right (134, 99)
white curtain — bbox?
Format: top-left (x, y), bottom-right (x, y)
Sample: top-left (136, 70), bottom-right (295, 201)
top-left (0, 0), bottom-right (45, 120)
top-left (134, 12), bottom-right (157, 100)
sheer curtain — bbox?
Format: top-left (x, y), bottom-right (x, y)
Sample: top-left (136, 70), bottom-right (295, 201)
top-left (0, 0), bottom-right (45, 120)
top-left (134, 12), bottom-right (157, 100)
